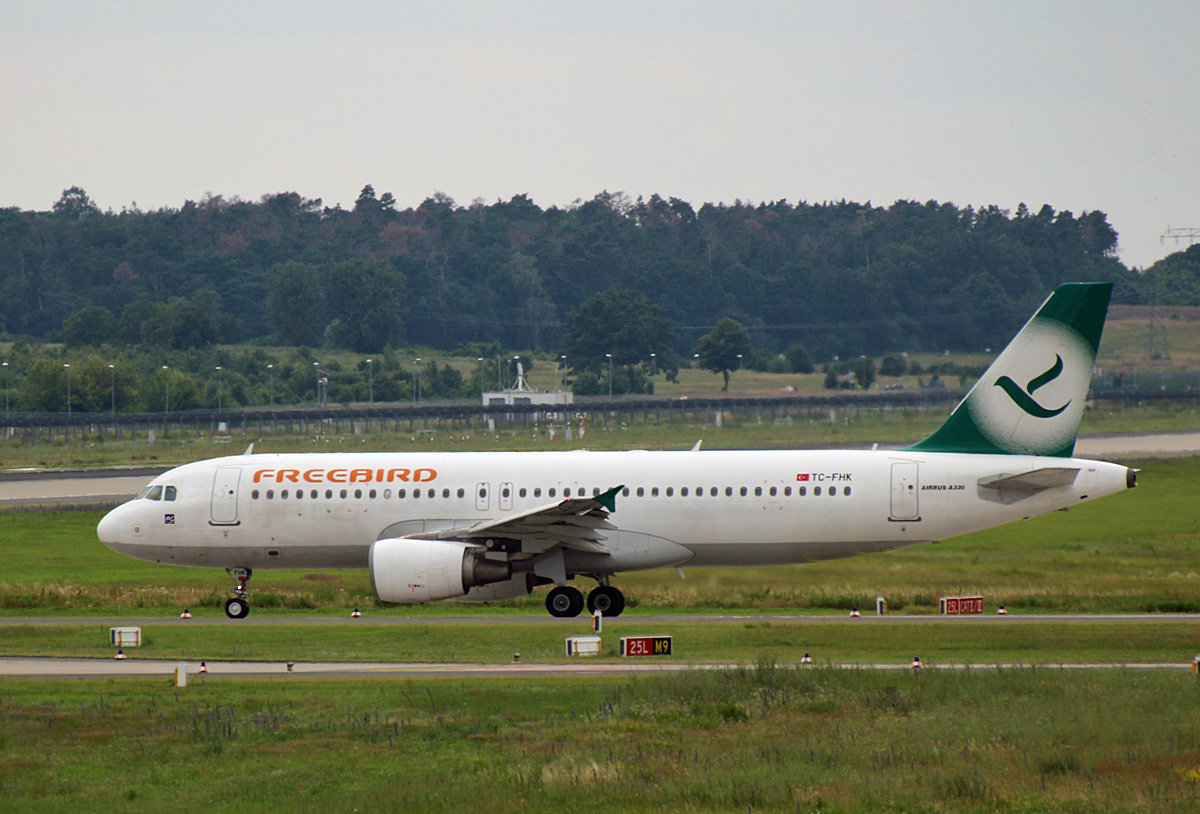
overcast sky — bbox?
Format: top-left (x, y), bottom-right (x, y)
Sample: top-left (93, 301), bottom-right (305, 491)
top-left (3, 1), bottom-right (1197, 269)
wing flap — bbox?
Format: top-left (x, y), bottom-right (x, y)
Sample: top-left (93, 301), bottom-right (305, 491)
top-left (405, 485), bottom-right (624, 554)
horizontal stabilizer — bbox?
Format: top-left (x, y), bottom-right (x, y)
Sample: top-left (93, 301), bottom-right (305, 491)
top-left (979, 467), bottom-right (1079, 497)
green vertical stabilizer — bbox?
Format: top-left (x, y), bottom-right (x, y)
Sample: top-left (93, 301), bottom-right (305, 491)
top-left (903, 282), bottom-right (1112, 457)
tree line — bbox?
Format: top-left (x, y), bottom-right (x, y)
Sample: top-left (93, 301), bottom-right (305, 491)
top-left (4, 183), bottom-right (1187, 408)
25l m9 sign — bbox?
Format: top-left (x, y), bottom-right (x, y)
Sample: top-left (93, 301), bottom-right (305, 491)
top-left (620, 636), bottom-right (673, 657)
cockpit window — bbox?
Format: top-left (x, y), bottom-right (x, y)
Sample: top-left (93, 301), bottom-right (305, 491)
top-left (143, 485), bottom-right (163, 501)
top-left (164, 486), bottom-right (177, 501)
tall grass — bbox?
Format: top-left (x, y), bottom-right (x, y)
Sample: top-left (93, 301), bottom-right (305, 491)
top-left (1, 668), bottom-right (1197, 812)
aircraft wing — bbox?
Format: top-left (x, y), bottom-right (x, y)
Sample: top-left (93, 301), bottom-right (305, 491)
top-left (408, 485), bottom-right (624, 555)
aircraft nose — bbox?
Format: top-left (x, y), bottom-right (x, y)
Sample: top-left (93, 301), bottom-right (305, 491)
top-left (97, 507), bottom-right (123, 548)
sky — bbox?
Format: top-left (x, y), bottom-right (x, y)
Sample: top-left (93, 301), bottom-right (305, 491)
top-left (2, 1), bottom-right (1198, 270)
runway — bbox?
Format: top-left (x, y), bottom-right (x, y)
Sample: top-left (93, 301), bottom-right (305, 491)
top-left (1, 655), bottom-right (1192, 678)
top-left (2, 612), bottom-right (1199, 626)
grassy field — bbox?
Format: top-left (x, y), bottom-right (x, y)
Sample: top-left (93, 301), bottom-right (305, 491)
top-left (2, 668), bottom-right (1199, 813)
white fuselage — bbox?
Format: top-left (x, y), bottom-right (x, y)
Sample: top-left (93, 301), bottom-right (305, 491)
top-left (97, 448), bottom-right (1131, 574)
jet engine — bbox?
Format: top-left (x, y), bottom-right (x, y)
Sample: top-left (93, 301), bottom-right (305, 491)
top-left (369, 538), bottom-right (511, 603)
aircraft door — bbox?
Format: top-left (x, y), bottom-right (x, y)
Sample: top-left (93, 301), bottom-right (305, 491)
top-left (211, 467), bottom-right (241, 525)
top-left (889, 462), bottom-right (920, 521)
top-left (499, 482), bottom-right (514, 511)
top-left (475, 482), bottom-right (490, 511)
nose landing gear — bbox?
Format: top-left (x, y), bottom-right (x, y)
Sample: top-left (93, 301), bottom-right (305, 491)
top-left (224, 567), bottom-right (252, 619)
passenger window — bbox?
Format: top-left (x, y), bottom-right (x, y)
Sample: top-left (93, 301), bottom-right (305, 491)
top-left (164, 486), bottom-right (177, 501)
top-left (829, 487), bottom-right (837, 496)
top-left (252, 490), bottom-right (260, 500)
top-left (681, 487), bottom-right (688, 497)
top-left (340, 489), bottom-right (348, 499)
top-left (311, 490), bottom-right (318, 499)
top-left (799, 486), bottom-right (807, 496)
top-left (651, 487), bottom-right (659, 497)
top-left (295, 490), bottom-right (303, 500)
top-left (501, 487), bottom-right (510, 498)
top-left (769, 487), bottom-right (777, 497)
top-left (845, 487), bottom-right (852, 496)
top-left (413, 489), bottom-right (420, 499)
top-left (725, 487), bottom-right (732, 496)
top-left (354, 489), bottom-right (362, 499)
top-left (398, 489), bottom-right (406, 498)
top-left (815, 486), bottom-right (822, 496)
top-left (427, 489), bottom-right (435, 498)
top-left (549, 488), bottom-right (556, 498)
top-left (784, 486), bottom-right (791, 496)
top-left (383, 489), bottom-right (391, 499)
top-left (458, 488), bottom-right (466, 498)
top-left (710, 487), bottom-right (718, 497)
top-left (564, 488), bottom-right (572, 498)
top-left (282, 490), bottom-right (289, 499)
top-left (666, 487), bottom-right (674, 497)
top-left (636, 487), bottom-right (644, 497)
top-left (519, 488), bottom-right (526, 498)
top-left (325, 489), bottom-right (333, 499)
top-left (533, 488), bottom-right (541, 498)
top-left (740, 487), bottom-right (748, 497)
top-left (754, 487), bottom-right (762, 497)
top-left (593, 488), bottom-right (600, 496)
top-left (266, 490), bottom-right (274, 499)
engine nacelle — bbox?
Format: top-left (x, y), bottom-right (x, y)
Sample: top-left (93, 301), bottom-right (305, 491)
top-left (369, 538), bottom-right (511, 604)
top-left (455, 574), bottom-right (534, 603)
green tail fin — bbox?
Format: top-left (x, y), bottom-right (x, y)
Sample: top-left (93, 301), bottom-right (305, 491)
top-left (904, 282), bottom-right (1112, 457)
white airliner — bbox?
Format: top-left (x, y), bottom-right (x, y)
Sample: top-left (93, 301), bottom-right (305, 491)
top-left (98, 283), bottom-right (1135, 618)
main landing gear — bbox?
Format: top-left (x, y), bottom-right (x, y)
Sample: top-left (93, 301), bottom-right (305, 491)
top-left (545, 580), bottom-right (626, 618)
top-left (224, 567), bottom-right (252, 619)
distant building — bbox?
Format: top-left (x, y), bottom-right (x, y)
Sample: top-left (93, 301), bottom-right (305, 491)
top-left (482, 362), bottom-right (573, 408)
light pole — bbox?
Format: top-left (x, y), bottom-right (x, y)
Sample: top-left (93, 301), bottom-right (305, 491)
top-left (162, 366), bottom-right (169, 436)
top-left (63, 364), bottom-right (71, 416)
top-left (736, 354), bottom-right (743, 395)
top-left (556, 355), bottom-right (565, 389)
top-left (366, 358), bottom-right (373, 403)
top-left (2, 361), bottom-right (8, 422)
top-left (108, 364), bottom-right (115, 416)
top-left (606, 353), bottom-right (613, 399)
top-left (693, 353), bottom-right (700, 393)
top-left (215, 366), bottom-right (222, 411)
top-left (650, 353), bottom-right (656, 378)
top-left (477, 358), bottom-right (484, 393)
top-left (414, 358), bottom-right (422, 403)
top-left (267, 364), bottom-right (274, 408)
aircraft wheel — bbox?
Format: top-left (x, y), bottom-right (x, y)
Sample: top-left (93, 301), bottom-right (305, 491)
top-left (587, 586), bottom-right (626, 617)
top-left (546, 586), bottom-right (585, 618)
top-left (224, 597), bottom-right (250, 619)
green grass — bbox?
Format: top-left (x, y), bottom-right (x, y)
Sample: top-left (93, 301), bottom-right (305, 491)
top-left (1, 618), bottom-right (1198, 665)
top-left (2, 668), bottom-right (1199, 813)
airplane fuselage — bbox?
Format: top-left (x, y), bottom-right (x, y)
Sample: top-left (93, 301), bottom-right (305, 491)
top-left (98, 448), bottom-right (1132, 574)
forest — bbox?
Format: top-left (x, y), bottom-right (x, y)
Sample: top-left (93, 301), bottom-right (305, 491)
top-left (2, 184), bottom-right (1197, 411)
